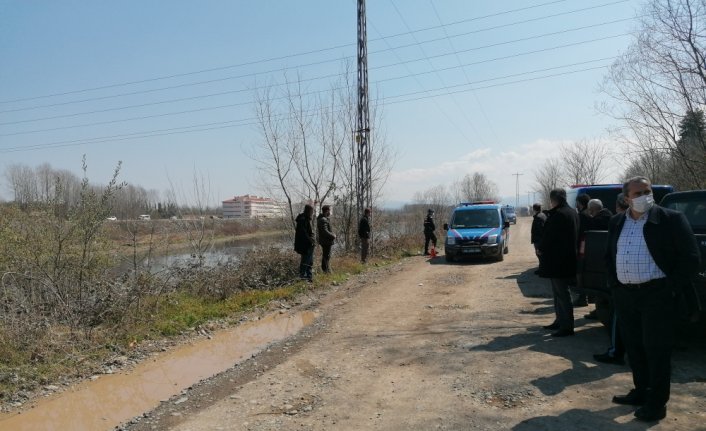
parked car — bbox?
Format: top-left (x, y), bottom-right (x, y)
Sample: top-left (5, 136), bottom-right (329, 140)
top-left (443, 201), bottom-right (510, 262)
top-left (504, 205), bottom-right (517, 224)
top-left (106, 216), bottom-right (117, 221)
top-left (138, 214), bottom-right (151, 221)
top-left (566, 183), bottom-right (674, 211)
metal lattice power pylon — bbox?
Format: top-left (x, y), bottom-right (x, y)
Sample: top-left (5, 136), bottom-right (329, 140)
top-left (356, 0), bottom-right (372, 225)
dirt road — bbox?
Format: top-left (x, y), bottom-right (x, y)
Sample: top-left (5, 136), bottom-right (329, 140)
top-left (129, 217), bottom-right (706, 431)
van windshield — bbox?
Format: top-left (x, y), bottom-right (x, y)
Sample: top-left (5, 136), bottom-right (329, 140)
top-left (451, 209), bottom-right (499, 229)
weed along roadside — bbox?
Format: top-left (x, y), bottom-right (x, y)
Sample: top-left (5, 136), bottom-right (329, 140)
top-left (0, 199), bottom-right (415, 430)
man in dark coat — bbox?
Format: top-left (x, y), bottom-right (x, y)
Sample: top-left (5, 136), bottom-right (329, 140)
top-left (530, 203), bottom-right (547, 269)
top-left (572, 193), bottom-right (592, 307)
top-left (294, 204), bottom-right (316, 281)
top-left (606, 176), bottom-right (700, 422)
top-left (358, 208), bottom-right (371, 263)
top-left (537, 188), bottom-right (579, 337)
top-left (587, 198), bottom-right (612, 230)
top-left (423, 209), bottom-right (437, 255)
top-left (317, 205), bottom-right (336, 273)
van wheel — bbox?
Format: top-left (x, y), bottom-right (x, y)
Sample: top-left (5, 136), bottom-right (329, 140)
top-left (503, 245), bottom-right (509, 254)
top-left (496, 248), bottom-right (505, 261)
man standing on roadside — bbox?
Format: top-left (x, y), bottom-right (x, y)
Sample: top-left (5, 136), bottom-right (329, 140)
top-left (294, 204), bottom-right (316, 282)
top-left (537, 188), bottom-right (579, 337)
top-left (607, 176), bottom-right (700, 422)
top-left (358, 208), bottom-right (371, 263)
top-left (317, 205), bottom-right (336, 273)
top-left (423, 209), bottom-right (437, 256)
top-left (531, 203), bottom-right (547, 271)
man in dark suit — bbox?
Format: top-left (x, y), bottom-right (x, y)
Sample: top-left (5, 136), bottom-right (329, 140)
top-left (537, 188), bottom-right (580, 337)
top-left (294, 204), bottom-right (316, 281)
top-left (358, 208), bottom-right (371, 263)
top-left (606, 176), bottom-right (700, 422)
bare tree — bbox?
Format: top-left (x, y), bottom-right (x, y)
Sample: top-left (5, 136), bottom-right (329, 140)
top-left (600, 0), bottom-right (706, 189)
top-left (534, 157), bottom-right (565, 206)
top-left (452, 172), bottom-right (499, 204)
top-left (560, 140), bottom-right (611, 185)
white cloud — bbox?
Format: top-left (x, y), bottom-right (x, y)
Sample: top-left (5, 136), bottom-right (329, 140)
top-left (383, 138), bottom-right (624, 203)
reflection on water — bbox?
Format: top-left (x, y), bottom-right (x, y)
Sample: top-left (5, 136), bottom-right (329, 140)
top-left (119, 234), bottom-right (289, 273)
top-left (0, 311), bottom-right (316, 431)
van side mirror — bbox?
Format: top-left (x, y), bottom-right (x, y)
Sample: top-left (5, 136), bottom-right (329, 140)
top-left (443, 223), bottom-right (449, 230)
top-left (504, 221), bottom-right (510, 228)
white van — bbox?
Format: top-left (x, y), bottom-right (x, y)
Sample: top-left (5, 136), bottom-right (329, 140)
top-left (138, 214), bottom-right (151, 221)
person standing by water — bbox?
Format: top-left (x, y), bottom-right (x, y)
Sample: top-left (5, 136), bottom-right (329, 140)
top-left (294, 204), bottom-right (315, 281)
top-left (423, 209), bottom-right (437, 256)
top-left (358, 208), bottom-right (371, 263)
top-left (317, 205), bottom-right (336, 273)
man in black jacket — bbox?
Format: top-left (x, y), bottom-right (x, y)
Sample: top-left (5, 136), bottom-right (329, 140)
top-left (423, 209), bottom-right (437, 256)
top-left (587, 198), bottom-right (612, 230)
top-left (530, 203), bottom-right (547, 269)
top-left (294, 204), bottom-right (316, 281)
top-left (358, 208), bottom-right (371, 263)
top-left (606, 176), bottom-right (700, 422)
top-left (538, 188), bottom-right (580, 337)
top-left (317, 205), bottom-right (336, 273)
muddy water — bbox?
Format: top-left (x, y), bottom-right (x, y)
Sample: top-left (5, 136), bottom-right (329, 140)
top-left (0, 311), bottom-right (316, 431)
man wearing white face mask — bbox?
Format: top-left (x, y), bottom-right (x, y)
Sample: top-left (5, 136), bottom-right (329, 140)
top-left (606, 176), bottom-right (700, 422)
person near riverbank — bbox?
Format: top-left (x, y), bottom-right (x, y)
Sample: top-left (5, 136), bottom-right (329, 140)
top-left (358, 208), bottom-right (371, 263)
top-left (423, 209), bottom-right (437, 256)
top-left (294, 204), bottom-right (316, 281)
top-left (317, 205), bottom-right (336, 273)
top-left (606, 176), bottom-right (700, 422)
top-left (537, 188), bottom-right (579, 337)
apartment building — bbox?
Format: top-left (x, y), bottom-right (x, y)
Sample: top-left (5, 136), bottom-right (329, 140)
top-left (222, 195), bottom-right (284, 219)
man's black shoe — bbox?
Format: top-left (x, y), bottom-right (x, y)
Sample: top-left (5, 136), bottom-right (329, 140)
top-left (550, 329), bottom-right (574, 337)
top-left (572, 299), bottom-right (588, 307)
top-left (534, 269), bottom-right (541, 275)
top-left (542, 323), bottom-right (560, 330)
top-left (612, 389), bottom-right (645, 406)
top-left (634, 405), bottom-right (666, 422)
top-left (584, 310), bottom-right (598, 320)
top-left (593, 352), bottom-right (625, 365)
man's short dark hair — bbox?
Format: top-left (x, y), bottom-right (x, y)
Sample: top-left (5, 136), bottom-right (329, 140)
top-left (622, 176), bottom-right (651, 195)
top-left (549, 188), bottom-right (567, 204)
top-left (576, 193), bottom-right (591, 208)
top-left (304, 204), bottom-right (314, 215)
top-left (616, 193), bottom-right (629, 210)
top-left (532, 203), bottom-right (542, 212)
top-left (364, 208), bottom-right (371, 215)
top-left (321, 204), bottom-right (331, 212)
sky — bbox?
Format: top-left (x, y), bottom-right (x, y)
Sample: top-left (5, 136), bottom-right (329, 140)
top-left (0, 0), bottom-right (644, 208)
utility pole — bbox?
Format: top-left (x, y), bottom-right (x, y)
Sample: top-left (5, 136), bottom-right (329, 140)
top-left (512, 173), bottom-right (523, 208)
top-left (356, 0), bottom-right (372, 243)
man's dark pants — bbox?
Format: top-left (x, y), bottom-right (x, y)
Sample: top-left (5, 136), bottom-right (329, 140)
top-left (299, 246), bottom-right (314, 280)
top-left (550, 278), bottom-right (574, 330)
top-left (424, 232), bottom-right (437, 254)
top-left (321, 244), bottom-right (332, 273)
top-left (614, 281), bottom-right (674, 408)
top-left (361, 238), bottom-right (369, 263)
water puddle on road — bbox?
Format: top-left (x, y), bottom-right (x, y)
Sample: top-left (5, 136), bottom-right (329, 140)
top-left (0, 311), bottom-right (316, 431)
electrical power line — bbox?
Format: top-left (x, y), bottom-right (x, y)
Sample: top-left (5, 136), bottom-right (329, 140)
top-left (0, 0), bottom-right (628, 106)
top-left (0, 61), bottom-right (615, 154)
top-left (0, 17), bottom-right (635, 127)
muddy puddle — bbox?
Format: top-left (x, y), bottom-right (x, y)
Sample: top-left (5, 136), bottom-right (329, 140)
top-left (0, 311), bottom-right (316, 431)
